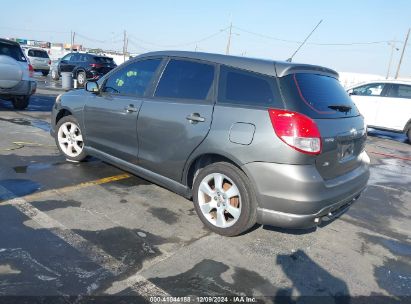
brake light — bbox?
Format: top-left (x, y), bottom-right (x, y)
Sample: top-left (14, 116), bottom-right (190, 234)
top-left (28, 64), bottom-right (34, 77)
top-left (268, 109), bottom-right (322, 155)
top-left (90, 63), bottom-right (103, 68)
top-left (48, 60), bottom-right (51, 65)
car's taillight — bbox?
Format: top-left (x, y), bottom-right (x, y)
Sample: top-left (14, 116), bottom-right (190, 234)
top-left (90, 63), bottom-right (103, 68)
top-left (28, 64), bottom-right (34, 77)
top-left (268, 109), bottom-right (322, 155)
top-left (48, 60), bottom-right (51, 65)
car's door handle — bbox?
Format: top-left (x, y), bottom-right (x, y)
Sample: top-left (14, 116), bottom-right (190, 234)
top-left (186, 113), bottom-right (205, 123)
top-left (125, 105), bottom-right (137, 113)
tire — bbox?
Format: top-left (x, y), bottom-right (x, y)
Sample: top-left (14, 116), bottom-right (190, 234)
top-left (51, 69), bottom-right (59, 80)
top-left (42, 70), bottom-right (49, 76)
top-left (193, 162), bottom-right (257, 236)
top-left (55, 115), bottom-right (87, 162)
top-left (407, 128), bottom-right (411, 143)
top-left (12, 96), bottom-right (29, 110)
top-left (76, 71), bottom-right (86, 87)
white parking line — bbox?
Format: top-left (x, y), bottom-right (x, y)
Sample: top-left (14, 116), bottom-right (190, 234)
top-left (0, 185), bottom-right (170, 297)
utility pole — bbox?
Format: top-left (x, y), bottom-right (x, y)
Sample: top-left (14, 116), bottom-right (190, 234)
top-left (395, 28), bottom-right (410, 79)
top-left (386, 39), bottom-right (398, 79)
top-left (70, 31), bottom-right (73, 52)
top-left (123, 30), bottom-right (127, 63)
top-left (225, 21), bottom-right (232, 55)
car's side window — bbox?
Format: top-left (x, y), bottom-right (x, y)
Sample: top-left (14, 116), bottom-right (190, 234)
top-left (61, 54), bottom-right (72, 62)
top-left (218, 66), bottom-right (279, 107)
top-left (155, 59), bottom-right (215, 100)
top-left (352, 83), bottom-right (385, 96)
top-left (103, 58), bottom-right (162, 96)
top-left (70, 54), bottom-right (80, 62)
top-left (386, 84), bottom-right (411, 98)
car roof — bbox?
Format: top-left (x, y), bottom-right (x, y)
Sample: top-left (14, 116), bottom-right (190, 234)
top-left (135, 50), bottom-right (339, 78)
top-left (0, 38), bottom-right (21, 47)
top-left (348, 79), bottom-right (411, 89)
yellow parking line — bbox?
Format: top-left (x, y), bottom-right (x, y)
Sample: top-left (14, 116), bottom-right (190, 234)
top-left (2, 173), bottom-right (131, 203)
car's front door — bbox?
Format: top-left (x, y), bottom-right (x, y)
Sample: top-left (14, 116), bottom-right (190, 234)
top-left (59, 53), bottom-right (74, 73)
top-left (83, 58), bottom-right (163, 164)
top-left (350, 83), bottom-right (387, 127)
top-left (375, 83), bottom-right (411, 131)
top-left (137, 58), bottom-right (216, 182)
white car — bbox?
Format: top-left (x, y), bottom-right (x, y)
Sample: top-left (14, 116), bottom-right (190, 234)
top-left (347, 80), bottom-right (411, 142)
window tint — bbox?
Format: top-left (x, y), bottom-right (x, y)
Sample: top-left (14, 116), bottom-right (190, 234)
top-left (155, 59), bottom-right (214, 100)
top-left (218, 66), bottom-right (277, 106)
top-left (28, 49), bottom-right (49, 58)
top-left (61, 54), bottom-right (72, 62)
top-left (352, 83), bottom-right (385, 96)
top-left (94, 56), bottom-right (114, 64)
top-left (70, 53), bottom-right (80, 62)
top-left (103, 58), bottom-right (161, 96)
top-left (0, 42), bottom-right (26, 62)
top-left (279, 73), bottom-right (360, 118)
top-left (387, 84), bottom-right (411, 99)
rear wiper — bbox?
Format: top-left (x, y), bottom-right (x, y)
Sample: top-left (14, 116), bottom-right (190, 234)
top-left (328, 105), bottom-right (352, 113)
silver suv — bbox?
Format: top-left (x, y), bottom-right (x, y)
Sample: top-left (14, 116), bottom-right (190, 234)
top-left (50, 51), bottom-right (370, 236)
top-left (0, 38), bottom-right (37, 109)
top-left (23, 47), bottom-right (51, 76)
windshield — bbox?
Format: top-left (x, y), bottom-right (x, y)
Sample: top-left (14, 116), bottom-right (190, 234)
top-left (279, 73), bottom-right (360, 118)
top-left (94, 57), bottom-right (115, 64)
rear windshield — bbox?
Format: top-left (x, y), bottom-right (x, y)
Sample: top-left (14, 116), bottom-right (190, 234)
top-left (94, 56), bottom-right (114, 64)
top-left (0, 42), bottom-right (27, 62)
top-left (28, 49), bottom-right (49, 58)
top-left (279, 73), bottom-right (360, 118)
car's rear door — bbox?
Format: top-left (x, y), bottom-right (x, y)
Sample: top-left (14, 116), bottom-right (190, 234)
top-left (83, 58), bottom-right (163, 164)
top-left (59, 53), bottom-right (74, 73)
top-left (375, 83), bottom-right (411, 131)
top-left (137, 58), bottom-right (216, 182)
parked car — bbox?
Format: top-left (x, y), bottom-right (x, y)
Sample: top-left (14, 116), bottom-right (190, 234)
top-left (22, 47), bottom-right (51, 76)
top-left (50, 51), bottom-right (370, 236)
top-left (51, 52), bottom-right (117, 87)
top-left (347, 80), bottom-right (411, 142)
top-left (0, 38), bottom-right (36, 109)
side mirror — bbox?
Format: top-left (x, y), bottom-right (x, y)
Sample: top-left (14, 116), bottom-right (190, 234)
top-left (86, 81), bottom-right (99, 93)
top-left (347, 89), bottom-right (355, 96)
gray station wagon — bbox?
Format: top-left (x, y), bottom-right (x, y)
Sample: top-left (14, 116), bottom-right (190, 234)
top-left (50, 51), bottom-right (370, 236)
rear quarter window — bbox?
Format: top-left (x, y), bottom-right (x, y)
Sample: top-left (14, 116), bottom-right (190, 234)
top-left (279, 73), bottom-right (360, 118)
top-left (218, 66), bottom-right (282, 108)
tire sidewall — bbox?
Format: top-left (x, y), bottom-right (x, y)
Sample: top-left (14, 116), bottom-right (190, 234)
top-left (193, 162), bottom-right (256, 236)
top-left (12, 96), bottom-right (29, 110)
top-left (55, 115), bottom-right (87, 162)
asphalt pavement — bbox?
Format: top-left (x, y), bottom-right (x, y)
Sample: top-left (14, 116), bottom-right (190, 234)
top-left (0, 75), bottom-right (410, 303)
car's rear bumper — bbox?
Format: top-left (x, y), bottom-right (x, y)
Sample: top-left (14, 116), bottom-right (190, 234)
top-left (242, 151), bottom-right (370, 228)
top-left (0, 80), bottom-right (36, 97)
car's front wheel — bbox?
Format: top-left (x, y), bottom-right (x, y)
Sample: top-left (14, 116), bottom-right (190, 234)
top-left (51, 69), bottom-right (59, 80)
top-left (193, 162), bottom-right (257, 236)
top-left (55, 116), bottom-right (87, 162)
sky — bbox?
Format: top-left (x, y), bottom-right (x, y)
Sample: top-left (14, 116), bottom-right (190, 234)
top-left (1, 0), bottom-right (410, 77)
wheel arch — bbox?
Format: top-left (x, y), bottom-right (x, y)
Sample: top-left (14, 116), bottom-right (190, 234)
top-left (403, 118), bottom-right (411, 133)
top-left (55, 108), bottom-right (72, 125)
top-left (184, 153), bottom-right (245, 190)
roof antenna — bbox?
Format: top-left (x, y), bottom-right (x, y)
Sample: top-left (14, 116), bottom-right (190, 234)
top-left (286, 19), bottom-right (323, 62)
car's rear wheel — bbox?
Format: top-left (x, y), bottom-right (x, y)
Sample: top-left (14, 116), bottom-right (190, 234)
top-left (193, 162), bottom-right (257, 236)
top-left (42, 70), bottom-right (49, 76)
top-left (407, 128), bottom-right (411, 143)
top-left (77, 71), bottom-right (86, 87)
top-left (51, 69), bottom-right (59, 80)
top-left (12, 96), bottom-right (29, 110)
top-left (55, 116), bottom-right (87, 162)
